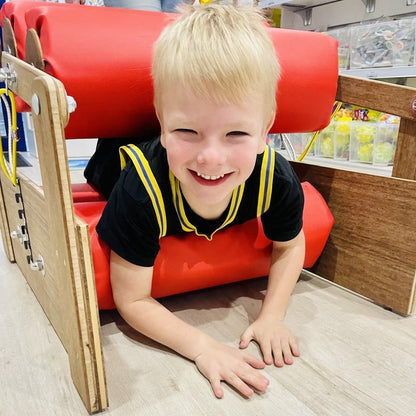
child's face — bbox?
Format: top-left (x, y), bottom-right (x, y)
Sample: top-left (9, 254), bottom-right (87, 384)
top-left (158, 89), bottom-right (273, 219)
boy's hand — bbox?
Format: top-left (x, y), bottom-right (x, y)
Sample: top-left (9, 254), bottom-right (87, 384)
top-left (194, 340), bottom-right (269, 399)
top-left (239, 317), bottom-right (300, 367)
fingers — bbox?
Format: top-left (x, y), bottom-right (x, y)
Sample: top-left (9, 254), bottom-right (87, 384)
top-left (280, 336), bottom-right (299, 365)
top-left (244, 353), bottom-right (266, 370)
top-left (239, 329), bottom-right (253, 350)
top-left (210, 372), bottom-right (267, 399)
top-left (223, 368), bottom-right (269, 398)
top-left (209, 357), bottom-right (268, 399)
top-left (260, 342), bottom-right (274, 366)
top-left (289, 336), bottom-right (300, 358)
top-left (260, 335), bottom-right (300, 367)
top-left (210, 378), bottom-right (224, 399)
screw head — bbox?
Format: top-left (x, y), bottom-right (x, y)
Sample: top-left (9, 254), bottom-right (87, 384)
top-left (31, 94), bottom-right (40, 115)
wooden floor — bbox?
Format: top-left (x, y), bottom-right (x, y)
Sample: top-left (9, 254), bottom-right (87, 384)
top-left (1, 242), bottom-right (415, 416)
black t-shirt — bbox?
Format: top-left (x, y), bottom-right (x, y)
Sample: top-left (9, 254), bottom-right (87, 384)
top-left (96, 138), bottom-right (304, 267)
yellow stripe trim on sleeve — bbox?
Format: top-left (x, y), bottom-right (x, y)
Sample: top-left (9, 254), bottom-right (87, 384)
top-left (119, 145), bottom-right (167, 238)
top-left (257, 145), bottom-right (275, 216)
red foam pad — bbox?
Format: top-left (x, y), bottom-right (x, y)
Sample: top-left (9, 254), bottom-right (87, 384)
top-left (71, 182), bottom-right (106, 203)
top-left (74, 182), bottom-right (334, 310)
top-left (22, 5), bottom-right (338, 138)
top-left (0, 1), bottom-right (47, 112)
top-left (0, 0), bottom-right (43, 59)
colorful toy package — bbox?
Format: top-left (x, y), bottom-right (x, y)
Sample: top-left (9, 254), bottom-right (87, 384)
top-left (350, 18), bottom-right (415, 69)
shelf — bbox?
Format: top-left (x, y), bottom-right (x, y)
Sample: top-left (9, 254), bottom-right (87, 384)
top-left (259, 0), bottom-right (341, 7)
top-left (298, 156), bottom-right (393, 177)
top-left (258, 0), bottom-right (342, 10)
top-left (340, 66), bottom-right (416, 80)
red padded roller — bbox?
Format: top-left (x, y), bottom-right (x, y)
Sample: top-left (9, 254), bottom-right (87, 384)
top-left (21, 4), bottom-right (338, 138)
top-left (0, 0), bottom-right (43, 59)
top-left (74, 182), bottom-right (334, 310)
top-left (0, 1), bottom-right (46, 112)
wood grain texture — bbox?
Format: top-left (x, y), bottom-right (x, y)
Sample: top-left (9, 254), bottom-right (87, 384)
top-left (292, 162), bottom-right (416, 315)
top-left (1, 18), bottom-right (17, 57)
top-left (0, 54), bottom-right (107, 413)
top-left (75, 216), bottom-right (109, 410)
top-left (30, 74), bottom-right (106, 413)
top-left (2, 243), bottom-right (416, 416)
top-left (25, 28), bottom-right (45, 71)
top-left (0, 173), bottom-right (14, 261)
top-left (337, 75), bottom-right (416, 181)
top-left (392, 118), bottom-right (416, 180)
top-left (336, 74), bottom-right (416, 119)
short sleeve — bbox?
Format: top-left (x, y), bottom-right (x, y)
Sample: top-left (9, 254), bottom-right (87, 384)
top-left (96, 163), bottom-right (161, 266)
top-left (260, 153), bottom-right (304, 242)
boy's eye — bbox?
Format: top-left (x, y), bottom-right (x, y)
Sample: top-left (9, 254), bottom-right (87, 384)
top-left (174, 128), bottom-right (197, 134)
top-left (227, 131), bottom-right (248, 136)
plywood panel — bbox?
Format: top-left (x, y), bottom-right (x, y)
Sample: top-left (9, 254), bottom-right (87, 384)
top-left (0, 54), bottom-right (107, 413)
top-left (29, 73), bottom-right (106, 413)
top-left (392, 118), bottom-right (416, 180)
top-left (337, 75), bottom-right (416, 181)
top-left (336, 75), bottom-right (416, 118)
top-left (75, 216), bottom-right (108, 410)
top-left (0, 174), bottom-right (14, 261)
top-left (292, 162), bottom-right (416, 315)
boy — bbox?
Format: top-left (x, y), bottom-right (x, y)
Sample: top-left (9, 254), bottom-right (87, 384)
top-left (96, 4), bottom-right (305, 399)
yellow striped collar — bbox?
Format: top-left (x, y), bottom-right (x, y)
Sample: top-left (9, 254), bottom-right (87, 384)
top-left (168, 171), bottom-right (245, 241)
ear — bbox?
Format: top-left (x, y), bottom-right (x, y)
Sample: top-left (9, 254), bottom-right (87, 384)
top-left (258, 113), bottom-right (276, 153)
top-left (264, 112), bottom-right (276, 136)
top-left (155, 108), bottom-right (167, 148)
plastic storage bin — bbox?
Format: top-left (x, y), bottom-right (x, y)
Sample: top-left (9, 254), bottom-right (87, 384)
top-left (373, 122), bottom-right (399, 166)
top-left (350, 19), bottom-right (415, 69)
top-left (349, 121), bottom-right (377, 163)
top-left (333, 121), bottom-right (350, 160)
top-left (327, 27), bottom-right (351, 70)
top-left (315, 122), bottom-right (335, 158)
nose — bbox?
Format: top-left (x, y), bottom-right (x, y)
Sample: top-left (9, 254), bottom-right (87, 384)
top-left (196, 139), bottom-right (227, 166)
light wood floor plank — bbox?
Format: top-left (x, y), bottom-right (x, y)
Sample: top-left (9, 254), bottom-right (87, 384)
top-left (1, 243), bottom-right (415, 416)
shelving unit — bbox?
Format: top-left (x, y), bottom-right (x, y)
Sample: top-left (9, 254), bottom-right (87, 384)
top-left (340, 66), bottom-right (416, 79)
top-left (277, 0), bottom-right (416, 31)
top-left (267, 0), bottom-right (416, 176)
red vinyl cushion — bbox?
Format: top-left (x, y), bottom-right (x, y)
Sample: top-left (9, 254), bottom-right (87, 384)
top-left (0, 0), bottom-right (43, 59)
top-left (71, 182), bottom-right (105, 203)
top-left (0, 0), bottom-right (46, 112)
top-left (20, 5), bottom-right (338, 138)
top-left (74, 182), bottom-right (334, 310)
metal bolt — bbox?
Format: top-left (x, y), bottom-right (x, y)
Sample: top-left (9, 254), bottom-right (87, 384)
top-left (411, 97), bottom-right (416, 118)
top-left (66, 96), bottom-right (77, 114)
top-left (32, 94), bottom-right (40, 115)
top-left (30, 255), bottom-right (45, 276)
top-left (10, 225), bottom-right (23, 243)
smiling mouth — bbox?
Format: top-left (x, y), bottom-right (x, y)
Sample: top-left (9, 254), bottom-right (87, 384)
top-left (190, 170), bottom-right (231, 185)
top-left (197, 172), bottom-right (225, 181)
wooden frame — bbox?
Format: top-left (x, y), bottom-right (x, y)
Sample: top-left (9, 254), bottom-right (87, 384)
top-left (0, 55), bottom-right (108, 413)
top-left (292, 75), bottom-right (416, 316)
top-left (0, 56), bottom-right (415, 414)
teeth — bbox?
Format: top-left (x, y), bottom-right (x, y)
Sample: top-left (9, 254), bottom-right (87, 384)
top-left (197, 172), bottom-right (225, 181)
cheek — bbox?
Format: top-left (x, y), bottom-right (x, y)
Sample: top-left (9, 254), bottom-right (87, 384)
top-left (166, 141), bottom-right (193, 169)
top-left (232, 147), bottom-right (258, 175)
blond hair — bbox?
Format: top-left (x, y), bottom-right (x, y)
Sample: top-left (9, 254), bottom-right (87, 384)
top-left (152, 4), bottom-right (280, 125)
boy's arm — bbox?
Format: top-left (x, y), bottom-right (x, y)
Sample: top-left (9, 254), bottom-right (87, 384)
top-left (110, 250), bottom-right (269, 398)
top-left (239, 229), bottom-right (305, 366)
